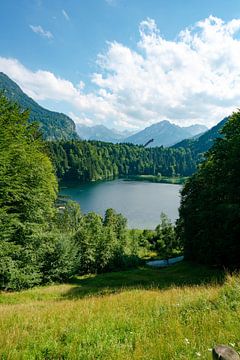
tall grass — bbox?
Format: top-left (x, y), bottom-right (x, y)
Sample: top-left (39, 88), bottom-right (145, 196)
top-left (0, 262), bottom-right (239, 359)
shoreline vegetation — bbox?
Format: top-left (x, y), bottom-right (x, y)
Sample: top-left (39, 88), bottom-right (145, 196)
top-left (125, 175), bottom-right (188, 184)
top-left (0, 91), bottom-right (181, 292)
top-left (59, 175), bottom-right (188, 189)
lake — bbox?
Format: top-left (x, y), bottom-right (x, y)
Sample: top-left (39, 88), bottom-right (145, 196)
top-left (60, 179), bottom-right (182, 229)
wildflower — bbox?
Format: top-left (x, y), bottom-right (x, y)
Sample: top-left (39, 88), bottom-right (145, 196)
top-left (184, 338), bottom-right (190, 345)
top-left (196, 352), bottom-right (201, 357)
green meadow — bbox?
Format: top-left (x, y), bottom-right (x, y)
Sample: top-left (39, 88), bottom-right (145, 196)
top-left (1, 262), bottom-right (240, 360)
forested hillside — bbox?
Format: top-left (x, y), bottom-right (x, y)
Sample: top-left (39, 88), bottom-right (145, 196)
top-left (172, 117), bottom-right (228, 160)
top-left (48, 140), bottom-right (197, 182)
top-left (1, 95), bottom-right (165, 290)
top-left (177, 111), bottom-right (240, 268)
top-left (0, 72), bottom-right (78, 140)
top-left (48, 117), bottom-right (230, 183)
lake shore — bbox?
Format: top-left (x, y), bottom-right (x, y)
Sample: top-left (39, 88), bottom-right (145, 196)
top-left (125, 175), bottom-right (188, 184)
top-left (60, 175), bottom-right (188, 188)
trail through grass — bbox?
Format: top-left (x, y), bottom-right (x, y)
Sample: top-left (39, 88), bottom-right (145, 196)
top-left (1, 262), bottom-right (240, 359)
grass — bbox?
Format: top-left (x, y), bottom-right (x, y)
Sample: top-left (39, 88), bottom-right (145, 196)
top-left (1, 262), bottom-right (240, 359)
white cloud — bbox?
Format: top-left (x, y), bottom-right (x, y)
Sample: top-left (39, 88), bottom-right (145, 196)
top-left (30, 25), bottom-right (53, 39)
top-left (69, 112), bottom-right (94, 126)
top-left (2, 16), bottom-right (240, 129)
top-left (91, 16), bottom-right (240, 127)
top-left (62, 9), bottom-right (70, 21)
top-left (0, 57), bottom-right (115, 126)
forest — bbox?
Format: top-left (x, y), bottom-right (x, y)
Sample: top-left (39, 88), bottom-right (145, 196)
top-left (0, 95), bottom-right (180, 290)
top-left (1, 93), bottom-right (240, 291)
top-left (48, 139), bottom-right (197, 183)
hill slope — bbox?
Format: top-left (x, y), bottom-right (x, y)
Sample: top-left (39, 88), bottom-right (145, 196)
top-left (1, 262), bottom-right (239, 360)
top-left (172, 117), bottom-right (228, 156)
top-left (0, 72), bottom-right (78, 140)
top-left (124, 120), bottom-right (207, 147)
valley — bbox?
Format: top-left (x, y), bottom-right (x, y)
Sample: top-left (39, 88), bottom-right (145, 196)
top-left (1, 14), bottom-right (240, 358)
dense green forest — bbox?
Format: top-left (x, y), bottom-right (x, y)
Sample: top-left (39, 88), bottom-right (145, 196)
top-left (177, 111), bottom-right (240, 268)
top-left (48, 140), bottom-right (197, 182)
top-left (0, 95), bottom-right (179, 290)
top-left (48, 114), bottom-right (226, 183)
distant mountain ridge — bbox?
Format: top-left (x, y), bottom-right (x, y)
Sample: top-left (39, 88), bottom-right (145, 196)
top-left (0, 72), bottom-right (215, 148)
top-left (76, 124), bottom-right (134, 143)
top-left (0, 72), bottom-right (78, 140)
top-left (124, 120), bottom-right (208, 147)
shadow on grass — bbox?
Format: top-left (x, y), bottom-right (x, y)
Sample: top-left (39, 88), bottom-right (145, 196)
top-left (62, 261), bottom-right (226, 300)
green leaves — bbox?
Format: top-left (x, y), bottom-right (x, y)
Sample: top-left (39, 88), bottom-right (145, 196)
top-left (0, 95), bottom-right (60, 290)
top-left (177, 110), bottom-right (240, 268)
top-left (48, 139), bottom-right (197, 183)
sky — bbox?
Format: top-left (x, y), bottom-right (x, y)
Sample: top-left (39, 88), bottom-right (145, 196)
top-left (1, 0), bottom-right (240, 130)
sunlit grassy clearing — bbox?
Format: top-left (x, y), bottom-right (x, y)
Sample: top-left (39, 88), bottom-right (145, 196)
top-left (1, 262), bottom-right (240, 360)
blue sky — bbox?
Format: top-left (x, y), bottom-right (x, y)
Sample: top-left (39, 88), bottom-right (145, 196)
top-left (1, 0), bottom-right (240, 129)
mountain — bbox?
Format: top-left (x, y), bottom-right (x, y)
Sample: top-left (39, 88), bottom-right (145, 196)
top-left (183, 124), bottom-right (208, 137)
top-left (76, 124), bottom-right (135, 143)
top-left (124, 120), bottom-right (207, 147)
top-left (0, 72), bottom-right (78, 140)
top-left (172, 117), bottom-right (229, 155)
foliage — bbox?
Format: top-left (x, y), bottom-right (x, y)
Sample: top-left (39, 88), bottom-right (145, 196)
top-left (177, 111), bottom-right (240, 268)
top-left (173, 117), bottom-right (228, 163)
top-left (55, 200), bottom-right (82, 234)
top-left (74, 208), bottom-right (141, 274)
top-left (0, 96), bottom-right (169, 290)
top-left (0, 95), bottom-right (78, 290)
top-left (155, 213), bottom-right (182, 259)
top-left (48, 139), bottom-right (197, 183)
top-left (127, 215), bottom-right (182, 260)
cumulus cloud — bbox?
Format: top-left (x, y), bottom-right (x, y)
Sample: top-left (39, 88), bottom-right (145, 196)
top-left (0, 57), bottom-right (115, 127)
top-left (30, 25), bottom-right (53, 39)
top-left (62, 9), bottom-right (70, 21)
top-left (2, 16), bottom-right (240, 129)
top-left (69, 112), bottom-right (94, 126)
top-left (92, 16), bottom-right (240, 127)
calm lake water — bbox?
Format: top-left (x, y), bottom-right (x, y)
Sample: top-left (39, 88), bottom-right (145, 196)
top-left (60, 179), bottom-right (182, 229)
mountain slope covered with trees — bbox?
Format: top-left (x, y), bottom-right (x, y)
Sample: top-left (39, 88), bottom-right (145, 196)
top-left (0, 72), bottom-right (78, 140)
top-left (172, 117), bottom-right (228, 159)
top-left (49, 140), bottom-right (196, 182)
